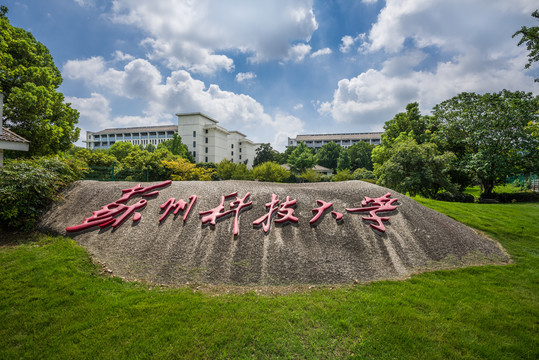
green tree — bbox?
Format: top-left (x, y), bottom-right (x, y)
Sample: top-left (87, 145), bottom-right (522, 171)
top-left (336, 147), bottom-right (351, 171)
top-left (216, 159), bottom-right (252, 180)
top-left (120, 147), bottom-right (175, 181)
top-left (253, 143), bottom-right (279, 166)
top-left (157, 133), bottom-right (192, 161)
top-left (375, 137), bottom-right (456, 197)
top-left (433, 90), bottom-right (539, 196)
top-left (276, 145), bottom-right (296, 164)
top-left (145, 143), bottom-right (156, 153)
top-left (332, 169), bottom-right (354, 182)
top-left (1, 7), bottom-right (80, 156)
top-left (348, 141), bottom-right (374, 171)
top-left (287, 142), bottom-right (317, 174)
top-left (107, 141), bottom-right (135, 162)
top-left (316, 141), bottom-right (341, 171)
top-left (74, 148), bottom-right (116, 167)
top-left (252, 162), bottom-right (291, 183)
top-left (513, 10), bottom-right (539, 82)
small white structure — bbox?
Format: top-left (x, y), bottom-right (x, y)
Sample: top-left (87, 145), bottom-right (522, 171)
top-left (0, 93), bottom-right (30, 166)
top-left (288, 132), bottom-right (383, 149)
top-left (177, 113), bottom-right (260, 168)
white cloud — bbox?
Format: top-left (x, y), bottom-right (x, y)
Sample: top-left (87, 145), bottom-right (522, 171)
top-left (339, 34), bottom-right (365, 53)
top-left (311, 47), bottom-right (332, 58)
top-left (235, 72), bottom-right (257, 82)
top-left (271, 112), bottom-right (306, 150)
top-left (320, 0), bottom-right (539, 129)
top-left (109, 0), bottom-right (318, 73)
top-left (112, 50), bottom-right (135, 62)
top-left (283, 43), bottom-right (312, 63)
top-left (63, 57), bottom-right (304, 150)
top-left (293, 103), bottom-right (303, 110)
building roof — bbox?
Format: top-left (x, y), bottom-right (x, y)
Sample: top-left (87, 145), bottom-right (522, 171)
top-left (294, 132), bottom-right (382, 141)
top-left (0, 127), bottom-right (30, 144)
top-left (280, 164), bottom-right (333, 173)
top-left (176, 112), bottom-right (219, 124)
top-left (90, 125), bottom-right (177, 135)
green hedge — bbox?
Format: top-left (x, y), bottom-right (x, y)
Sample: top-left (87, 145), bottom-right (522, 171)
top-left (433, 191), bottom-right (475, 203)
top-left (480, 192), bottom-right (539, 203)
top-left (0, 157), bottom-right (86, 230)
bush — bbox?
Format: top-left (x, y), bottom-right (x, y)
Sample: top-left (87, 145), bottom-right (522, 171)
top-left (332, 169), bottom-right (355, 182)
top-left (252, 162), bottom-right (290, 183)
top-left (480, 192), bottom-right (539, 203)
top-left (0, 156), bottom-right (86, 230)
top-left (300, 169), bottom-right (322, 182)
top-left (353, 168), bottom-right (377, 180)
top-left (433, 191), bottom-right (475, 203)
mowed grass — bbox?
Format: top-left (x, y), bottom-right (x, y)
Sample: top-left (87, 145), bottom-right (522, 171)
top-left (1, 200), bottom-right (538, 359)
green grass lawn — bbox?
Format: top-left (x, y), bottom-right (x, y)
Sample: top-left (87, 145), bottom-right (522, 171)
top-left (1, 200), bottom-right (538, 359)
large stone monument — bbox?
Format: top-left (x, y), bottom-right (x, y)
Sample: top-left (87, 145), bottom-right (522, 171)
top-left (40, 180), bottom-right (509, 285)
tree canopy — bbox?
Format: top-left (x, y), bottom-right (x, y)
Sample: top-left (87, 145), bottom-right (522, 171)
top-left (1, 7), bottom-right (80, 155)
top-left (316, 141), bottom-right (341, 171)
top-left (287, 141), bottom-right (317, 174)
top-left (253, 143), bottom-right (279, 166)
top-left (513, 10), bottom-right (539, 82)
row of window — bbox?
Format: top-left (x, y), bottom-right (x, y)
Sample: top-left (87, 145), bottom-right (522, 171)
top-left (93, 132), bottom-right (175, 140)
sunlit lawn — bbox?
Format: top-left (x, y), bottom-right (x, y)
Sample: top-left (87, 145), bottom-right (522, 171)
top-left (1, 198), bottom-right (537, 359)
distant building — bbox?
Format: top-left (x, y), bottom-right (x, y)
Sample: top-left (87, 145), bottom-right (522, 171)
top-left (0, 94), bottom-right (30, 166)
top-left (288, 132), bottom-right (383, 150)
top-left (85, 112), bottom-right (260, 168)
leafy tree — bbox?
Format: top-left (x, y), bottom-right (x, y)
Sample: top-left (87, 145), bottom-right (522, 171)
top-left (120, 147), bottom-right (175, 181)
top-left (353, 168), bottom-right (377, 180)
top-left (433, 90), bottom-right (539, 196)
top-left (107, 141), bottom-right (135, 161)
top-left (287, 141), bottom-right (317, 174)
top-left (145, 143), bottom-right (156, 153)
top-left (316, 141), bottom-right (341, 171)
top-left (1, 7), bottom-right (80, 155)
top-left (375, 137), bottom-right (456, 197)
top-left (336, 147), bottom-right (351, 171)
top-left (348, 141), bottom-right (374, 171)
top-left (332, 169), bottom-right (355, 182)
top-left (157, 133), bottom-right (192, 161)
top-left (254, 143), bottom-right (279, 166)
top-left (300, 169), bottom-right (322, 182)
top-left (216, 159), bottom-right (252, 180)
top-left (276, 145), bottom-right (296, 164)
top-left (513, 10), bottom-right (539, 82)
top-left (74, 148), bottom-right (116, 167)
top-left (251, 162), bottom-right (291, 183)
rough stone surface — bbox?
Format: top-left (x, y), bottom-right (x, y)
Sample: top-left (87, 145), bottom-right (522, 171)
top-left (40, 180), bottom-right (509, 286)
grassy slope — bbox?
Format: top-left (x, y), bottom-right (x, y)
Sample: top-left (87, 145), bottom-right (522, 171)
top-left (0, 200), bottom-right (537, 359)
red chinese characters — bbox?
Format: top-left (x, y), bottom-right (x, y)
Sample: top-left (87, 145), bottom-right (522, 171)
top-left (253, 194), bottom-right (298, 233)
top-left (346, 193), bottom-right (399, 233)
top-left (159, 195), bottom-right (197, 223)
top-left (66, 180), bottom-right (171, 232)
top-left (199, 192), bottom-right (252, 236)
top-left (309, 200), bottom-right (343, 224)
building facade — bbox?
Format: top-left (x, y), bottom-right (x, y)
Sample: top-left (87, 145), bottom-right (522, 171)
top-left (0, 94), bottom-right (30, 166)
top-left (288, 132), bottom-right (383, 149)
top-left (177, 113), bottom-right (259, 168)
top-left (85, 113), bottom-right (260, 168)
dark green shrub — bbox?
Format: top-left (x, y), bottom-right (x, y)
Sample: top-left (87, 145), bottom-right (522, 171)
top-left (480, 192), bottom-right (539, 203)
top-left (433, 191), bottom-right (475, 203)
top-left (0, 156), bottom-right (86, 230)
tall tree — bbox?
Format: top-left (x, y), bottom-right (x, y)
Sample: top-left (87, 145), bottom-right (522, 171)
top-left (1, 6), bottom-right (80, 155)
top-left (157, 133), bottom-right (192, 161)
top-left (336, 147), bottom-right (351, 171)
top-left (513, 10), bottom-right (539, 82)
top-left (316, 141), bottom-right (341, 171)
top-left (253, 143), bottom-right (278, 166)
top-left (348, 141), bottom-right (374, 171)
top-left (433, 90), bottom-right (539, 196)
top-left (287, 141), bottom-right (317, 174)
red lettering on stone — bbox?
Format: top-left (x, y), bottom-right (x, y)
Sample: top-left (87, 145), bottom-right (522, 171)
top-left (159, 195), bottom-right (197, 223)
top-left (66, 180), bottom-right (172, 232)
top-left (253, 193), bottom-right (280, 233)
top-left (310, 200), bottom-right (333, 224)
top-left (274, 196), bottom-right (298, 224)
top-left (229, 193), bottom-right (253, 236)
top-left (346, 193), bottom-right (398, 233)
top-left (199, 192), bottom-right (252, 235)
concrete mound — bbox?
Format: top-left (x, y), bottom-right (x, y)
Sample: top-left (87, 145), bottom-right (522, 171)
top-left (40, 180), bottom-right (509, 285)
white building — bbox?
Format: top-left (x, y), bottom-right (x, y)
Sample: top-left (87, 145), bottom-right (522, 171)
top-left (177, 113), bottom-right (260, 168)
top-left (288, 132), bottom-right (383, 150)
top-left (85, 112), bottom-right (260, 168)
top-left (0, 94), bottom-right (30, 166)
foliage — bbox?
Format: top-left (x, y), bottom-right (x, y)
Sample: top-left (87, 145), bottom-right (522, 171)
top-left (432, 191), bottom-right (475, 203)
top-left (433, 90), bottom-right (539, 196)
top-left (161, 159), bottom-right (214, 181)
top-left (300, 169), bottom-right (322, 182)
top-left (0, 156), bottom-right (85, 230)
top-left (106, 141), bottom-right (135, 162)
top-left (253, 143), bottom-right (279, 166)
top-left (513, 10), bottom-right (539, 82)
top-left (216, 159), bottom-right (253, 180)
top-left (73, 148), bottom-right (117, 167)
top-left (277, 145), bottom-right (296, 164)
top-left (120, 147), bottom-right (176, 181)
top-left (0, 7), bottom-right (80, 156)
top-left (375, 137), bottom-right (456, 197)
top-left (332, 168), bottom-right (354, 182)
top-left (145, 143), bottom-right (156, 153)
top-left (251, 162), bottom-right (290, 183)
top-left (353, 167), bottom-right (377, 180)
top-left (347, 141), bottom-right (374, 171)
top-left (287, 141), bottom-right (317, 174)
top-left (157, 133), bottom-right (193, 161)
top-left (336, 147), bottom-right (351, 172)
top-left (316, 141), bottom-right (341, 171)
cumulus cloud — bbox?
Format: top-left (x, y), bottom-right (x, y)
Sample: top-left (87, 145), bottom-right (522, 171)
top-left (282, 43), bottom-right (312, 63)
top-left (311, 47), bottom-right (332, 58)
top-left (235, 72), bottom-right (257, 82)
top-left (109, 0), bottom-right (318, 73)
top-left (339, 34), bottom-right (365, 53)
top-left (320, 0), bottom-right (538, 130)
top-left (63, 57), bottom-right (304, 149)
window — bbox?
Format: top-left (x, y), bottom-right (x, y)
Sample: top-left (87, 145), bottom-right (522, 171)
top-left (205, 147), bottom-right (208, 153)
top-left (193, 151), bottom-right (196, 158)
top-left (239, 155), bottom-right (242, 160)
top-left (231, 144), bottom-right (234, 149)
top-left (193, 141), bottom-right (196, 148)
top-left (239, 148), bottom-right (242, 153)
top-left (205, 156), bottom-right (208, 162)
top-left (231, 151), bottom-right (234, 156)
top-left (205, 137), bottom-right (208, 144)
top-left (205, 129), bottom-right (208, 134)
top-left (193, 131), bottom-right (196, 137)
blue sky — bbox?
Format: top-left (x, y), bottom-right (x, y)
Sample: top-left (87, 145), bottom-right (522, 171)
top-left (4, 0), bottom-right (538, 150)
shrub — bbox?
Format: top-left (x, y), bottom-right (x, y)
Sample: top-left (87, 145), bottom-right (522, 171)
top-left (332, 169), bottom-right (355, 182)
top-left (353, 168), bottom-right (377, 180)
top-left (162, 159), bottom-right (214, 181)
top-left (433, 191), bottom-right (475, 203)
top-left (480, 192), bottom-right (539, 203)
top-left (300, 169), bottom-right (322, 182)
top-left (252, 162), bottom-right (290, 183)
top-left (0, 156), bottom-right (86, 230)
